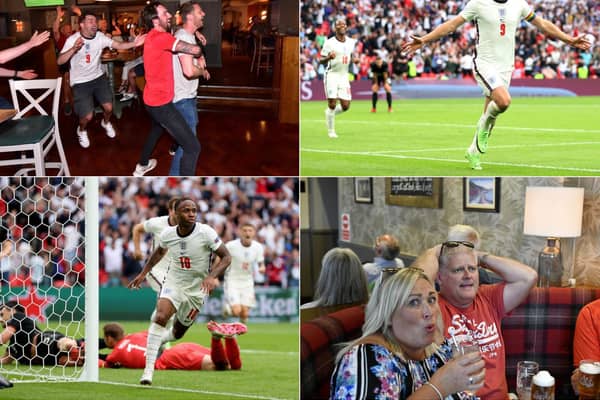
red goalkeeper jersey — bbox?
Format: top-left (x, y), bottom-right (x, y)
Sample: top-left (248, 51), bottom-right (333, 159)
top-left (106, 332), bottom-right (210, 370)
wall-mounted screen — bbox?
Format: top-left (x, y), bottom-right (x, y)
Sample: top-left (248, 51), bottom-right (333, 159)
top-left (24, 0), bottom-right (65, 7)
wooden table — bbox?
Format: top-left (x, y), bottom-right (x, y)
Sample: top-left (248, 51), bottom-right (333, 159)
top-left (0, 109), bottom-right (16, 124)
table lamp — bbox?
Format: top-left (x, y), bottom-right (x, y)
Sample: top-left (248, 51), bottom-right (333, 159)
top-left (523, 186), bottom-right (584, 287)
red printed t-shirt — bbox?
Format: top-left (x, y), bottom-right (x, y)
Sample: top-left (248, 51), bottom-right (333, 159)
top-left (573, 298), bottom-right (600, 366)
top-left (106, 332), bottom-right (148, 368)
top-left (143, 29), bottom-right (179, 106)
top-left (439, 283), bottom-right (508, 400)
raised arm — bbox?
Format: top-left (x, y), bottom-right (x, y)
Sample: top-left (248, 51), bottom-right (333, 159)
top-left (477, 252), bottom-right (537, 313)
top-left (0, 241), bottom-right (13, 259)
top-left (131, 223), bottom-right (146, 260)
top-left (0, 31), bottom-right (50, 65)
top-left (530, 17), bottom-right (591, 50)
top-left (411, 244), bottom-right (441, 283)
top-left (0, 326), bottom-right (16, 346)
top-left (401, 15), bottom-right (466, 57)
top-left (53, 7), bottom-right (64, 43)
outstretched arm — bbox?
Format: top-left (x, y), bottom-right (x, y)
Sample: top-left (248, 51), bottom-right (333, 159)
top-left (0, 30), bottom-right (50, 64)
top-left (531, 17), bottom-right (591, 50)
top-left (111, 33), bottom-right (146, 50)
top-left (402, 16), bottom-right (466, 57)
top-left (477, 252), bottom-right (537, 313)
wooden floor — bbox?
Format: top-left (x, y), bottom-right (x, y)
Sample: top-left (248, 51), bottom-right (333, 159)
top-left (1, 42), bottom-right (298, 177)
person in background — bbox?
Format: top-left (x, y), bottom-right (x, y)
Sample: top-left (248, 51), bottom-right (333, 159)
top-left (0, 30), bottom-right (50, 109)
top-left (362, 233), bottom-right (404, 288)
top-left (301, 247), bottom-right (368, 309)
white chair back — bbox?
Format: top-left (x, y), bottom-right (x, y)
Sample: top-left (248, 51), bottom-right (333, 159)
top-left (9, 78), bottom-right (62, 123)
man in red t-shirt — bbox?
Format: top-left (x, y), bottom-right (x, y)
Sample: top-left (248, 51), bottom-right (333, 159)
top-left (134, 1), bottom-right (204, 177)
top-left (101, 322), bottom-right (243, 371)
top-left (415, 241), bottom-right (537, 400)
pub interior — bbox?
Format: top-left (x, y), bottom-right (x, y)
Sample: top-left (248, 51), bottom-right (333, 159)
top-left (0, 0), bottom-right (298, 176)
top-left (300, 177), bottom-right (600, 400)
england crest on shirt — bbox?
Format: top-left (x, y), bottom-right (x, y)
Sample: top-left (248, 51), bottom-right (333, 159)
top-left (498, 8), bottom-right (506, 21)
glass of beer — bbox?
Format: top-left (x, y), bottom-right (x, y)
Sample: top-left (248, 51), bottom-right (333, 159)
top-left (452, 336), bottom-right (481, 399)
top-left (530, 370), bottom-right (555, 400)
top-left (516, 361), bottom-right (539, 400)
top-left (578, 360), bottom-right (600, 400)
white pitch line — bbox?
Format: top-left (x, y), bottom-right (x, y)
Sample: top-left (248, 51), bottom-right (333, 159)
top-left (302, 119), bottom-right (600, 134)
top-left (334, 141), bottom-right (600, 155)
top-left (241, 349), bottom-right (297, 356)
top-left (300, 148), bottom-right (600, 173)
top-left (99, 380), bottom-right (291, 400)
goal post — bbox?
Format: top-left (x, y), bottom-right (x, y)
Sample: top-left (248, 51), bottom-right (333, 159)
top-left (80, 177), bottom-right (98, 382)
top-left (0, 177), bottom-right (97, 383)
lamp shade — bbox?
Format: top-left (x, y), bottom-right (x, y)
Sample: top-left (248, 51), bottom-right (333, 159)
top-left (523, 186), bottom-right (584, 238)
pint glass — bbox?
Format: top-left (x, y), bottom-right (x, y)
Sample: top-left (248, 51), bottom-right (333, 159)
top-left (578, 360), bottom-right (600, 400)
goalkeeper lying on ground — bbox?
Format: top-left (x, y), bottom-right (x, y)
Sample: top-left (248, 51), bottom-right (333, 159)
top-left (0, 301), bottom-right (83, 367)
top-left (100, 321), bottom-right (247, 370)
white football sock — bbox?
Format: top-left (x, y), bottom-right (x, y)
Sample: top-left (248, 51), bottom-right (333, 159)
top-left (161, 327), bottom-right (175, 344)
top-left (326, 107), bottom-right (335, 133)
top-left (144, 322), bottom-right (166, 376)
top-left (334, 104), bottom-right (343, 115)
top-left (483, 101), bottom-right (501, 129)
top-left (468, 115), bottom-right (486, 154)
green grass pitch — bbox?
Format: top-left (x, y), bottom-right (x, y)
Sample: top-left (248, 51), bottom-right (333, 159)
top-left (301, 96), bottom-right (600, 176)
top-left (2, 321), bottom-right (299, 400)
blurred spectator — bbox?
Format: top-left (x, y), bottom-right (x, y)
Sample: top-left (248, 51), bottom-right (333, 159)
top-left (98, 178), bottom-right (299, 288)
top-left (0, 178), bottom-right (85, 288)
top-left (301, 0), bottom-right (599, 81)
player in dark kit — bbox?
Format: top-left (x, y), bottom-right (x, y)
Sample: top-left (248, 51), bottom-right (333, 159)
top-left (370, 55), bottom-right (393, 113)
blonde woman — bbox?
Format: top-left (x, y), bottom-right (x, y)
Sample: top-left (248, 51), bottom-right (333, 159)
top-left (331, 268), bottom-right (485, 399)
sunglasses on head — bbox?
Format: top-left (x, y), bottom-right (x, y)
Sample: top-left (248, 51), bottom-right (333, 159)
top-left (439, 241), bottom-right (475, 260)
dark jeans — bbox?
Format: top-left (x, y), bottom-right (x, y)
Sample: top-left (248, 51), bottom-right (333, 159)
top-left (169, 97), bottom-right (199, 176)
top-left (141, 102), bottom-right (200, 176)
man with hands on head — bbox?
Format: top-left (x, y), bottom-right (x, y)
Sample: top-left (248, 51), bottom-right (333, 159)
top-left (413, 240), bottom-right (537, 399)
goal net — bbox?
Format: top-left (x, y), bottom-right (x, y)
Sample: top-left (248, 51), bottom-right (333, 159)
top-left (0, 177), bottom-right (98, 383)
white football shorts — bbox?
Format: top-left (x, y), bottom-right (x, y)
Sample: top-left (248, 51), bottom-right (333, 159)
top-left (159, 283), bottom-right (207, 327)
top-left (473, 61), bottom-right (512, 97)
top-left (324, 72), bottom-right (352, 101)
top-left (224, 283), bottom-right (256, 308)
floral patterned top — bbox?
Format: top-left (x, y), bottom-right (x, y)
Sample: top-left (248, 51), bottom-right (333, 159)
top-left (330, 338), bottom-right (467, 400)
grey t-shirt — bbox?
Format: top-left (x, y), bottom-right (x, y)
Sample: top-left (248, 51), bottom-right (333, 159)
top-left (172, 28), bottom-right (200, 103)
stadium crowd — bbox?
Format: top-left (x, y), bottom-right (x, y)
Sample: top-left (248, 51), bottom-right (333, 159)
top-left (301, 0), bottom-right (600, 81)
top-left (0, 177), bottom-right (85, 289)
top-left (98, 177), bottom-right (299, 289)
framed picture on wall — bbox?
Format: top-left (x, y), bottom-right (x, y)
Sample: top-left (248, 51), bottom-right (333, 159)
top-left (354, 178), bottom-right (373, 204)
top-left (463, 177), bottom-right (501, 212)
top-left (385, 178), bottom-right (443, 208)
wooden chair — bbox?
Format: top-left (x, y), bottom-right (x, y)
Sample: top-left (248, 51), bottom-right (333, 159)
top-left (251, 33), bottom-right (275, 76)
top-left (0, 78), bottom-right (70, 176)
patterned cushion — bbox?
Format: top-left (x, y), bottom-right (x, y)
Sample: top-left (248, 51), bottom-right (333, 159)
top-left (503, 287), bottom-right (600, 398)
top-left (301, 288), bottom-right (600, 400)
top-left (300, 305), bottom-right (365, 400)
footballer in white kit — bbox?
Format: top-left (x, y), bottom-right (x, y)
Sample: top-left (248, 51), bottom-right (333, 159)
top-left (223, 224), bottom-right (265, 323)
top-left (133, 212), bottom-right (176, 292)
top-left (402, 0), bottom-right (591, 170)
top-left (320, 19), bottom-right (358, 138)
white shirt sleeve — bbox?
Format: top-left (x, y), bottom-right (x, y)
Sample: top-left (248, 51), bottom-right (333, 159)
top-left (520, 0), bottom-right (535, 21)
top-left (321, 39), bottom-right (332, 57)
top-left (459, 0), bottom-right (479, 22)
